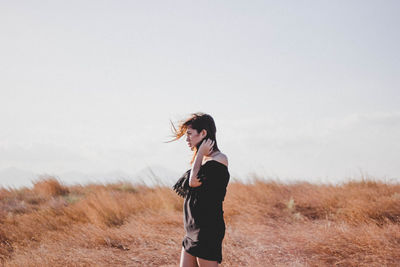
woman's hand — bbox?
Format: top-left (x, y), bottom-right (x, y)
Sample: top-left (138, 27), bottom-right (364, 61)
top-left (198, 138), bottom-right (215, 156)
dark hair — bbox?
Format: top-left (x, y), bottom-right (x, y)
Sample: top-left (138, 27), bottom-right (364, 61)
top-left (166, 112), bottom-right (220, 165)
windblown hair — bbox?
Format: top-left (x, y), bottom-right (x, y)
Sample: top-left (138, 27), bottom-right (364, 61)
top-left (166, 112), bottom-right (220, 165)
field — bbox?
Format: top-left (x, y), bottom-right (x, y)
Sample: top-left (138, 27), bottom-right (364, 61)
top-left (1, 175), bottom-right (399, 266)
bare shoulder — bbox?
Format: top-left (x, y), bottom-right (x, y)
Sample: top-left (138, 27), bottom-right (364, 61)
top-left (213, 153), bottom-right (228, 167)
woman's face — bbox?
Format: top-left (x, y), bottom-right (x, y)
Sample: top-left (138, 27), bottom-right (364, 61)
top-left (185, 126), bottom-right (205, 151)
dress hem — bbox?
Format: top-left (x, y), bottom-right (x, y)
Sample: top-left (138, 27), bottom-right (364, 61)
top-left (182, 241), bottom-right (222, 264)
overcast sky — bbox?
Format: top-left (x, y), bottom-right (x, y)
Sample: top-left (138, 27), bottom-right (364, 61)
top-left (1, 1), bottom-right (399, 188)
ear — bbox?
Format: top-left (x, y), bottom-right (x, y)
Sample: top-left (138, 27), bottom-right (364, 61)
top-left (200, 129), bottom-right (207, 138)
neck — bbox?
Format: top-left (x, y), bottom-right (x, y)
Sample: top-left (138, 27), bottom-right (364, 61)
top-left (205, 150), bottom-right (220, 158)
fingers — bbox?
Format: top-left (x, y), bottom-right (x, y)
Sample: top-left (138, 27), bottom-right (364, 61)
top-left (202, 138), bottom-right (215, 148)
top-left (209, 140), bottom-right (215, 152)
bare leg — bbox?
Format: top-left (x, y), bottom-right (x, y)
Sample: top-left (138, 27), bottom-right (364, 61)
top-left (197, 257), bottom-right (218, 267)
top-left (180, 246), bottom-right (199, 267)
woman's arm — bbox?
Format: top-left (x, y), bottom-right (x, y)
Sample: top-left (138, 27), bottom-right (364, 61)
top-left (189, 138), bottom-right (214, 187)
top-left (189, 151), bottom-right (204, 187)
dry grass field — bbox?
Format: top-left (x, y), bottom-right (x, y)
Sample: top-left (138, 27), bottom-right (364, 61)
top-left (0, 175), bottom-right (399, 266)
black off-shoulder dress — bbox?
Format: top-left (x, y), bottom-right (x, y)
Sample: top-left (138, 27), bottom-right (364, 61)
top-left (172, 160), bottom-right (230, 264)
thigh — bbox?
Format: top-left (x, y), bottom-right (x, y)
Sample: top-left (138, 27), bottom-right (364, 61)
top-left (197, 257), bottom-right (218, 267)
top-left (180, 246), bottom-right (199, 267)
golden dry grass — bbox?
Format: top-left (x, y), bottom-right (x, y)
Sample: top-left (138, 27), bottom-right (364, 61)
top-left (0, 175), bottom-right (399, 266)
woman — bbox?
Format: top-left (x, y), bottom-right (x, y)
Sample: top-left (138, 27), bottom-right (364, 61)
top-left (168, 112), bottom-right (230, 267)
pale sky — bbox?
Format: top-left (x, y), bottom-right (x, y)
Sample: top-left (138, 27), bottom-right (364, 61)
top-left (1, 1), bottom-right (399, 188)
